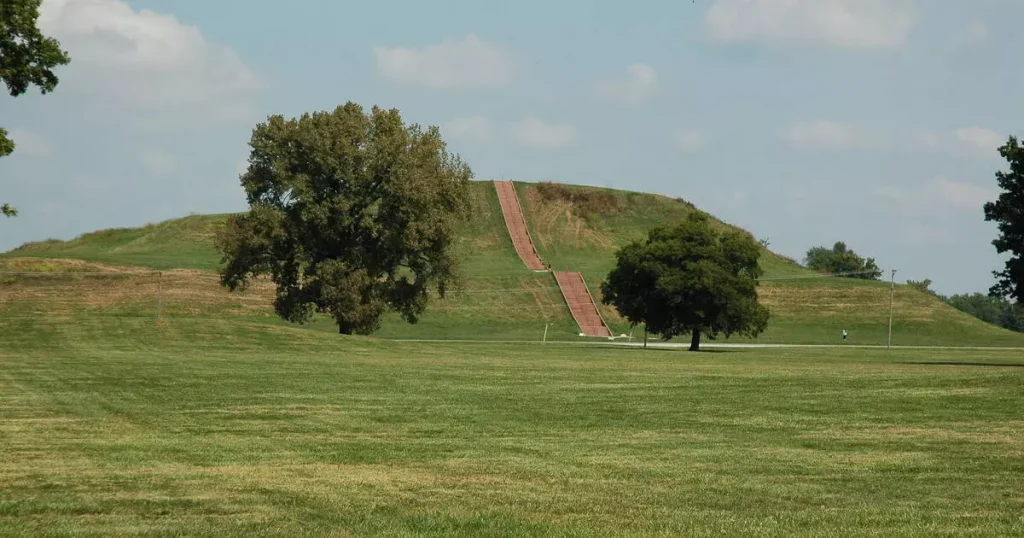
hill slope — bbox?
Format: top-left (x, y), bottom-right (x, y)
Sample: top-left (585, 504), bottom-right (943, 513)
top-left (3, 180), bottom-right (1022, 347)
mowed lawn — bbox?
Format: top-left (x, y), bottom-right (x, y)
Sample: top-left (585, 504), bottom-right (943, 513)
top-left (1, 321), bottom-right (1023, 536)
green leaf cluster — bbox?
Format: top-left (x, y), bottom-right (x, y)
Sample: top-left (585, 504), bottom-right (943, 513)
top-left (601, 211), bottom-right (770, 351)
top-left (984, 135), bottom-right (1024, 302)
top-left (1, 0), bottom-right (72, 217)
top-left (217, 102), bottom-right (473, 334)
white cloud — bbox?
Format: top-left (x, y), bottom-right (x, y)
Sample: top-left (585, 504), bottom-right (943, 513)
top-left (513, 117), bottom-right (577, 149)
top-left (140, 150), bottom-right (176, 175)
top-left (6, 129), bottom-right (54, 157)
top-left (912, 127), bottom-right (1006, 157)
top-left (781, 120), bottom-right (868, 149)
top-left (443, 116), bottom-right (494, 143)
top-left (673, 129), bottom-right (707, 152)
top-left (933, 177), bottom-right (995, 211)
top-left (37, 0), bottom-right (262, 124)
top-left (956, 21), bottom-right (989, 48)
top-left (954, 126), bottom-right (1005, 156)
top-left (374, 35), bottom-right (515, 90)
top-left (594, 64), bottom-right (659, 105)
top-left (706, 0), bottom-right (915, 49)
top-left (912, 130), bottom-right (944, 150)
top-left (872, 185), bottom-right (904, 201)
top-left (873, 177), bottom-right (996, 213)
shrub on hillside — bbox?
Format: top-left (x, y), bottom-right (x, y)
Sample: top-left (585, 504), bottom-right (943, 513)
top-left (536, 182), bottom-right (619, 219)
top-left (906, 279), bottom-right (939, 297)
top-left (803, 241), bottom-right (882, 280)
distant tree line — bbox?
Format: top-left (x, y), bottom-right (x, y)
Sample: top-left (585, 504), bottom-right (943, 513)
top-left (905, 278), bottom-right (1024, 333)
top-left (945, 293), bottom-right (1024, 333)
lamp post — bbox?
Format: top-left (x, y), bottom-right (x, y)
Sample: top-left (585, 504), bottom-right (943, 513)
top-left (887, 269), bottom-right (897, 350)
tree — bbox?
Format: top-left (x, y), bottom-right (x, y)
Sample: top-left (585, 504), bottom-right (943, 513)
top-left (1, 0), bottom-right (72, 217)
top-left (983, 135), bottom-right (1024, 302)
top-left (216, 102), bottom-right (473, 335)
top-left (999, 301), bottom-right (1024, 333)
top-left (906, 278), bottom-right (938, 297)
top-left (600, 211), bottom-right (770, 351)
top-left (803, 241), bottom-right (882, 280)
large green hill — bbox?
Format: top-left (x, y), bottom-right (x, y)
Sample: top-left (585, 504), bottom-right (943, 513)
top-left (3, 180), bottom-right (1021, 347)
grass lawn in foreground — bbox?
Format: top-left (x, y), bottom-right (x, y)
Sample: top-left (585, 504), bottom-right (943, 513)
top-left (1, 317), bottom-right (1023, 536)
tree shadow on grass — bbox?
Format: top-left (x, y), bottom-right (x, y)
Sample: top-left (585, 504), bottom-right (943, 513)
top-left (620, 346), bottom-right (734, 354)
top-left (904, 361), bottom-right (1024, 368)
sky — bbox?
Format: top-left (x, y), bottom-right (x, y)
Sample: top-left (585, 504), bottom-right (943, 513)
top-left (1, 0), bottom-right (1021, 296)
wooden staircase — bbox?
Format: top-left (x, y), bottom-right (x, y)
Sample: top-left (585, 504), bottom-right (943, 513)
top-left (493, 181), bottom-right (613, 338)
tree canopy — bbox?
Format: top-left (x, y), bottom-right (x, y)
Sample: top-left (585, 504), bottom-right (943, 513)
top-left (216, 102), bottom-right (473, 335)
top-left (1, 0), bottom-right (72, 217)
top-left (983, 135), bottom-right (1024, 302)
top-left (803, 241), bottom-right (882, 280)
top-left (600, 211), bottom-right (770, 351)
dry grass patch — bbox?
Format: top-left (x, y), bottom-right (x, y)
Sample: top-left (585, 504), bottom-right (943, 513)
top-left (801, 425), bottom-right (1022, 445)
top-left (524, 188), bottom-right (614, 250)
top-left (760, 447), bottom-right (932, 468)
top-left (756, 285), bottom-right (942, 320)
top-left (0, 262), bottom-right (276, 316)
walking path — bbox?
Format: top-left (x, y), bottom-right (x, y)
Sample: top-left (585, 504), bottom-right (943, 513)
top-left (493, 181), bottom-right (614, 338)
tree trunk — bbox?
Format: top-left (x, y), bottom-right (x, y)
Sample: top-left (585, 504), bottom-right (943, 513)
top-left (643, 325), bottom-right (648, 349)
top-left (338, 321), bottom-right (355, 335)
top-left (689, 330), bottom-right (701, 352)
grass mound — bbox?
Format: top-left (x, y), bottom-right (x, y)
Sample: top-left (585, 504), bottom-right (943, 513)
top-left (3, 180), bottom-right (1022, 346)
top-left (6, 214), bottom-right (229, 270)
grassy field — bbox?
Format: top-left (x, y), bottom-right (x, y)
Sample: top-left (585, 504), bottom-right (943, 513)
top-left (2, 180), bottom-right (1023, 535)
top-left (4, 180), bottom-right (1023, 346)
top-left (1, 315), bottom-right (1023, 536)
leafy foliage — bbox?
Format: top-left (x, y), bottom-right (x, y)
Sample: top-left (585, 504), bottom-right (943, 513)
top-left (600, 211), bottom-right (770, 351)
top-left (803, 241), bottom-right (882, 280)
top-left (216, 102), bottom-right (473, 334)
top-left (983, 135), bottom-right (1024, 302)
top-left (1, 0), bottom-right (72, 217)
top-left (944, 293), bottom-right (1024, 333)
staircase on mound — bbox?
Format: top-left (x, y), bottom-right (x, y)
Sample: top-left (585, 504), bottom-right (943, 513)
top-left (492, 180), bottom-right (613, 338)
top-left (494, 180), bottom-right (547, 271)
top-left (553, 271), bottom-right (613, 338)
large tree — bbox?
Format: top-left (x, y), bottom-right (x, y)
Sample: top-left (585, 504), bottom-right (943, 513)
top-left (803, 241), bottom-right (882, 280)
top-left (983, 135), bottom-right (1024, 302)
top-left (217, 102), bottom-right (473, 335)
top-left (601, 211), bottom-right (770, 351)
top-left (1, 0), bottom-right (72, 216)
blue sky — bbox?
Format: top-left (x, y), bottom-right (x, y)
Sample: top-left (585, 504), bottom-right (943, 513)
top-left (1, 0), bottom-right (1021, 295)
